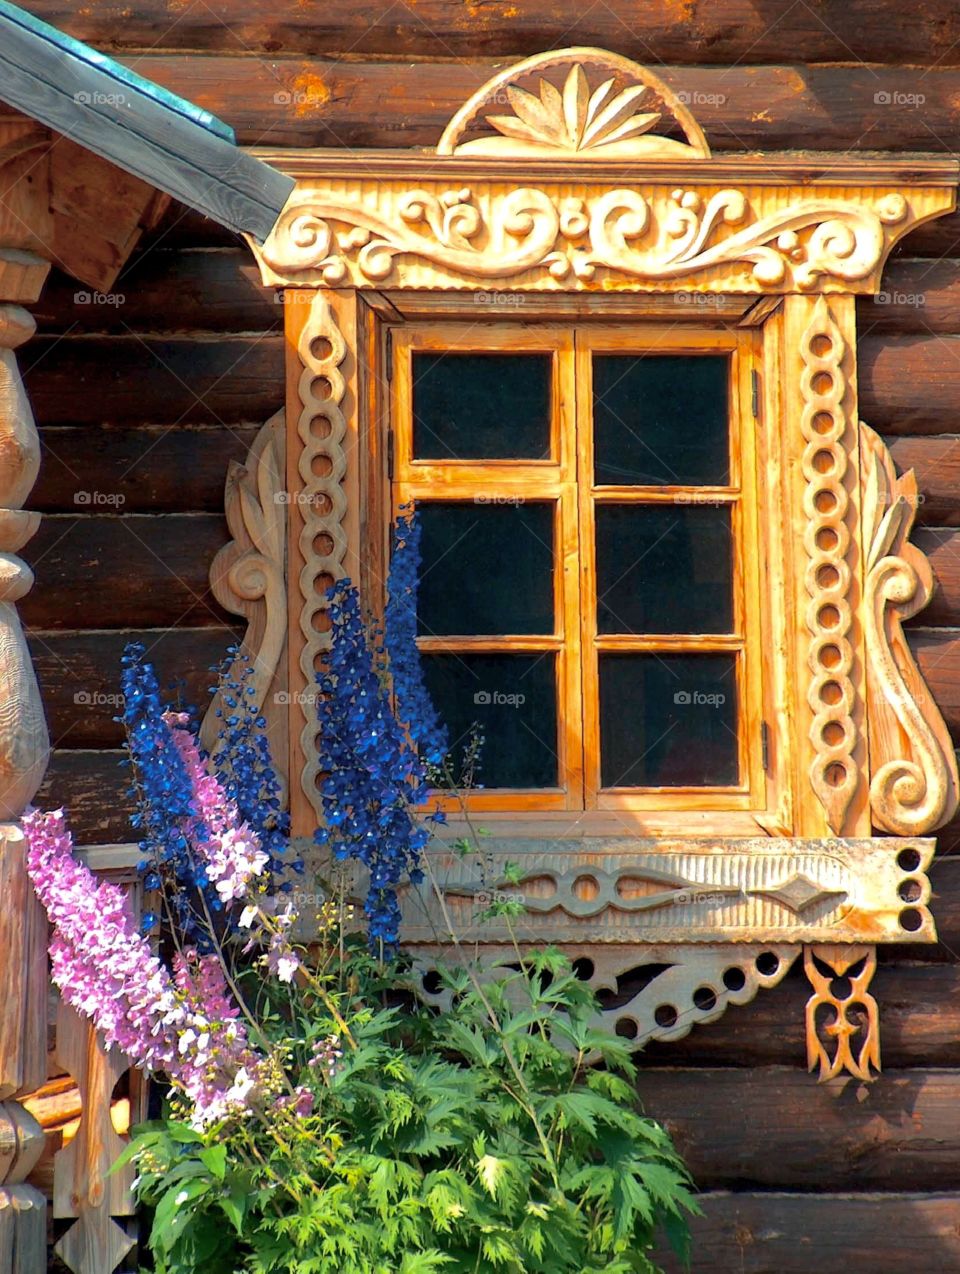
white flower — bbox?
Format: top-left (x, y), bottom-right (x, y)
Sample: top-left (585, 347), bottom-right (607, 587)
top-left (275, 954), bottom-right (299, 983)
top-left (239, 905), bottom-right (258, 929)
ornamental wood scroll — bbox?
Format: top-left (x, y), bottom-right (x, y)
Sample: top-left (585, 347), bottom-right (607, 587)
top-left (237, 49), bottom-right (960, 1082)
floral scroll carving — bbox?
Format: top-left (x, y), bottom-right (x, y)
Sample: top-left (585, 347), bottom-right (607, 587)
top-left (259, 185), bottom-right (910, 294)
top-left (861, 424), bottom-right (960, 834)
top-left (800, 296), bottom-right (860, 834)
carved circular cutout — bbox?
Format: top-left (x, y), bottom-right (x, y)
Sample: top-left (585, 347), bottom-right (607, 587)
top-left (817, 604), bottom-right (841, 629)
top-left (819, 642), bottom-right (843, 670)
top-left (722, 967), bottom-right (746, 991)
top-left (421, 969), bottom-right (442, 995)
top-left (899, 907), bottom-right (923, 932)
top-left (897, 848), bottom-right (922, 872)
top-left (755, 951), bottom-right (780, 976)
top-left (825, 761), bottom-right (848, 788)
top-left (816, 526), bottom-right (840, 551)
top-left (615, 1017), bottom-right (639, 1040)
top-left (811, 409), bottom-right (835, 435)
top-left (654, 1004), bottom-right (678, 1028)
top-left (572, 957), bottom-right (595, 981)
top-left (811, 371), bottom-right (835, 396)
top-left (829, 975), bottom-right (852, 999)
top-left (898, 878), bottom-right (923, 903)
top-left (816, 564), bottom-right (841, 590)
top-left (815, 489), bottom-right (839, 515)
top-left (812, 447), bottom-right (838, 474)
top-left (693, 986), bottom-right (717, 1012)
top-left (819, 679), bottom-right (844, 706)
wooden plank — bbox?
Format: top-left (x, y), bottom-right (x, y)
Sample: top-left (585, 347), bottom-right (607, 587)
top-left (29, 627), bottom-right (238, 748)
top-left (910, 530), bottom-right (960, 627)
top-left (35, 424), bottom-right (261, 512)
top-left (22, 334), bottom-right (284, 425)
top-left (884, 438), bottom-right (960, 527)
top-left (639, 1066), bottom-right (960, 1190)
top-left (0, 16), bottom-right (294, 239)
top-left (19, 2), bottom-right (960, 64)
top-left (33, 251), bottom-right (280, 333)
top-left (859, 336), bottom-right (960, 436)
top-left (654, 1191), bottom-right (960, 1274)
top-left (33, 750), bottom-right (131, 843)
top-left (861, 259), bottom-right (960, 335)
top-left (21, 514), bottom-right (233, 630)
top-left (63, 56), bottom-right (960, 152)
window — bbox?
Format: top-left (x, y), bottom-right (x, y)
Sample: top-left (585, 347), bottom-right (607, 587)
top-left (389, 322), bottom-right (767, 818)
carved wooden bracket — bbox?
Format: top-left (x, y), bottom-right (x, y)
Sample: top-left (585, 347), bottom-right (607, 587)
top-left (804, 943), bottom-right (880, 1081)
top-left (201, 410), bottom-right (288, 786)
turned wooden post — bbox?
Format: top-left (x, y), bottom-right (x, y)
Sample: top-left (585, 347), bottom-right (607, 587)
top-left (0, 303), bottom-right (52, 1273)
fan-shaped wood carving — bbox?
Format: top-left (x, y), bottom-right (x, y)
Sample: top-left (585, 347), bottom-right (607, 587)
top-left (437, 50), bottom-right (710, 159)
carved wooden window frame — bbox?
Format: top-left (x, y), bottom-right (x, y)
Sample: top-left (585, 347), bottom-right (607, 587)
top-left (228, 49), bottom-right (960, 1074)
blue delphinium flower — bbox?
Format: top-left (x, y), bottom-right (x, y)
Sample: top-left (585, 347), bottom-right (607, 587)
top-left (209, 647), bottom-right (300, 884)
top-left (384, 505), bottom-right (449, 776)
top-left (314, 581), bottom-right (436, 951)
top-left (120, 642), bottom-right (210, 940)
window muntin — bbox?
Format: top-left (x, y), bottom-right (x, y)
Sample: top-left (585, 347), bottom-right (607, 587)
top-left (391, 322), bottom-right (765, 814)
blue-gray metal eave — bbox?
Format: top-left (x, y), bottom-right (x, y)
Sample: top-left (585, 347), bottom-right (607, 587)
top-left (0, 0), bottom-right (293, 240)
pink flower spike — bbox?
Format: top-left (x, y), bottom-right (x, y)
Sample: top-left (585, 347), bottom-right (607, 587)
top-left (163, 713), bottom-right (269, 905)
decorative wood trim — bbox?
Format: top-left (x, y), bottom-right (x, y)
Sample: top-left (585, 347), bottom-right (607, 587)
top-left (410, 942), bottom-right (800, 1051)
top-left (860, 424), bottom-right (960, 834)
top-left (392, 837), bottom-right (935, 945)
top-left (435, 50), bottom-right (710, 160)
top-left (201, 409), bottom-right (288, 791)
top-left (53, 1006), bottom-right (135, 1274)
top-left (0, 307), bottom-right (48, 822)
top-left (804, 943), bottom-right (880, 1082)
top-left (284, 290), bottom-right (361, 828)
top-left (799, 296), bottom-right (860, 834)
top-left (250, 51), bottom-right (956, 296)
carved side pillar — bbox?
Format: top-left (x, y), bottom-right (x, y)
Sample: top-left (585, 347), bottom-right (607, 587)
top-left (0, 304), bottom-right (51, 1274)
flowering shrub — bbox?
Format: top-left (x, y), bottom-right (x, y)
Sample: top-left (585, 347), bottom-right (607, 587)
top-left (25, 513), bottom-right (698, 1273)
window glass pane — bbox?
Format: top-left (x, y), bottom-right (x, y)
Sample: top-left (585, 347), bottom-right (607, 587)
top-left (595, 504), bottom-right (732, 635)
top-left (593, 354), bottom-right (729, 486)
top-left (599, 653), bottom-right (739, 787)
top-left (413, 352), bottom-right (552, 460)
top-left (421, 653), bottom-right (558, 788)
top-left (416, 501), bottom-right (554, 636)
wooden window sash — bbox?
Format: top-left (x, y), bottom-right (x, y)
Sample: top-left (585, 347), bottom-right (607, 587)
top-left (390, 319), bottom-right (770, 817)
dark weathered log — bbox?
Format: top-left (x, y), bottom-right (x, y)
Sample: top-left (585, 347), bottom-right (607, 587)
top-left (21, 515), bottom-right (233, 629)
top-left (33, 252), bottom-right (280, 334)
top-left (150, 201), bottom-right (246, 250)
top-left (19, 57), bottom-right (953, 152)
top-left (29, 627), bottom-right (238, 748)
top-left (23, 335), bottom-right (284, 425)
top-left (909, 629), bottom-right (960, 739)
top-left (860, 337), bottom-right (960, 437)
top-left (639, 1066), bottom-right (960, 1190)
top-left (911, 530), bottom-right (960, 627)
top-left (34, 750), bottom-right (132, 843)
top-left (639, 961), bottom-right (960, 1069)
top-left (861, 260), bottom-right (960, 336)
top-left (654, 1191), bottom-right (960, 1274)
top-left (35, 424), bottom-right (261, 513)
top-left (894, 209), bottom-right (960, 261)
top-left (884, 439), bottom-right (960, 528)
top-left (18, 2), bottom-right (960, 65)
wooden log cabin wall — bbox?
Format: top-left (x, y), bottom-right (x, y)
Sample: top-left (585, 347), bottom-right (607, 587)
top-left (7, 3), bottom-right (960, 1271)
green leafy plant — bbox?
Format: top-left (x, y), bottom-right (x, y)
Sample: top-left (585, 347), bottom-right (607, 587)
top-left (126, 942), bottom-right (696, 1274)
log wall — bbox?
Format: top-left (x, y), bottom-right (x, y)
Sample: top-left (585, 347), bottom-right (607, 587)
top-left (18, 3), bottom-right (960, 1269)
